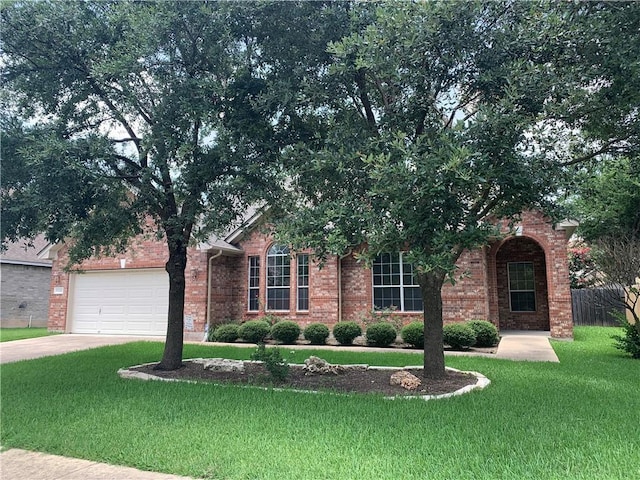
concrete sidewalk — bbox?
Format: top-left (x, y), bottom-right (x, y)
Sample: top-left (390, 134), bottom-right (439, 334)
top-left (495, 331), bottom-right (560, 362)
top-left (0, 448), bottom-right (195, 480)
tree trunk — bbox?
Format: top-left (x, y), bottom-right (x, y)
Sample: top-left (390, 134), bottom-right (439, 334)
top-left (156, 244), bottom-right (188, 370)
top-left (419, 271), bottom-right (446, 379)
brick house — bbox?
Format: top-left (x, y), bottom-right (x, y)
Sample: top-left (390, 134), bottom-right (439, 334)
top-left (43, 210), bottom-right (576, 339)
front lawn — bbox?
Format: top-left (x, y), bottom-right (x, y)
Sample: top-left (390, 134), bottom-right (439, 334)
top-left (0, 327), bottom-right (57, 342)
top-left (1, 327), bottom-right (638, 479)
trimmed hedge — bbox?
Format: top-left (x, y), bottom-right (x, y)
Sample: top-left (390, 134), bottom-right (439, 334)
top-left (332, 321), bottom-right (362, 345)
top-left (213, 323), bottom-right (240, 343)
top-left (365, 322), bottom-right (397, 347)
top-left (238, 320), bottom-right (271, 343)
top-left (443, 323), bottom-right (476, 350)
top-left (467, 319), bottom-right (499, 347)
top-left (400, 322), bottom-right (424, 348)
top-left (304, 323), bottom-right (330, 345)
top-left (270, 321), bottom-right (301, 344)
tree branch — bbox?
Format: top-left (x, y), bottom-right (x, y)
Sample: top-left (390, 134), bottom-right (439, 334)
top-left (354, 69), bottom-right (378, 132)
top-left (370, 73), bottom-right (391, 109)
top-left (560, 137), bottom-right (631, 166)
top-left (444, 91), bottom-right (482, 130)
top-left (111, 154), bottom-right (162, 185)
top-left (102, 82), bottom-right (154, 126)
top-left (85, 76), bottom-right (143, 156)
top-left (111, 137), bottom-right (141, 144)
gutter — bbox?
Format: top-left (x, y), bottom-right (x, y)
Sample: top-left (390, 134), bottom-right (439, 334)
top-left (337, 250), bottom-right (353, 322)
top-left (206, 249), bottom-right (224, 337)
top-left (0, 259), bottom-right (52, 267)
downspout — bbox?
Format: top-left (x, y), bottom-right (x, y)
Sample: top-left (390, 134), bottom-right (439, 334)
top-left (338, 250), bottom-right (353, 322)
top-left (205, 249), bottom-right (223, 340)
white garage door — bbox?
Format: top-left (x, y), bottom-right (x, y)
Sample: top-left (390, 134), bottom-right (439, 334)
top-left (70, 270), bottom-right (169, 335)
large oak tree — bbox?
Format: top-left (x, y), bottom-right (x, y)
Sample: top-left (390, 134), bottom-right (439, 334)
top-left (0, 1), bottom-right (302, 369)
top-left (259, 1), bottom-right (640, 377)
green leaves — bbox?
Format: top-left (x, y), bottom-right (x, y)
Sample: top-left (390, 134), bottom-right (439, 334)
top-left (0, 1), bottom-right (290, 263)
top-left (569, 157), bottom-right (640, 242)
top-left (0, 121), bottom-right (141, 263)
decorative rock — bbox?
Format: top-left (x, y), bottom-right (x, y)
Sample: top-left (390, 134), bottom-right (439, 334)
top-left (202, 358), bottom-right (245, 373)
top-left (303, 356), bottom-right (346, 375)
top-left (390, 371), bottom-right (422, 391)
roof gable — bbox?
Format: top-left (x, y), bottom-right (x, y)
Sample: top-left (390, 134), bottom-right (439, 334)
top-left (1, 235), bottom-right (52, 266)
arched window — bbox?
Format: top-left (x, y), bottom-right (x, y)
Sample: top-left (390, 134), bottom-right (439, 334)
top-left (267, 244), bottom-right (290, 310)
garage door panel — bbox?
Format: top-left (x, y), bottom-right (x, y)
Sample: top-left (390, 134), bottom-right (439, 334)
top-left (70, 270), bottom-right (168, 335)
top-left (97, 321), bottom-right (127, 333)
top-left (101, 306), bottom-right (126, 315)
top-left (72, 317), bottom-right (99, 333)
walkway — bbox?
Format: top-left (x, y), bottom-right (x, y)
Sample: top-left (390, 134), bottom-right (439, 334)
top-left (495, 330), bottom-right (560, 362)
top-left (0, 449), bottom-right (194, 480)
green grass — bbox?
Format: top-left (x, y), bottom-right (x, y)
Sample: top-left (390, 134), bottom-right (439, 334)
top-left (0, 327), bottom-right (58, 342)
top-left (1, 327), bottom-right (639, 479)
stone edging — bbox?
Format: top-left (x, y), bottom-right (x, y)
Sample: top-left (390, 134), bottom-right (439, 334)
top-left (118, 360), bottom-right (490, 402)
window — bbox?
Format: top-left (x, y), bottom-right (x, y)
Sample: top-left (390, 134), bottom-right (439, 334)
top-left (508, 262), bottom-right (536, 312)
top-left (297, 254), bottom-right (309, 311)
top-left (248, 256), bottom-right (260, 311)
top-left (267, 244), bottom-right (290, 310)
top-left (372, 253), bottom-right (423, 312)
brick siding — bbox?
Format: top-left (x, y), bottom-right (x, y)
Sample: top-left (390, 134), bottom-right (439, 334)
top-left (47, 210), bottom-right (574, 339)
top-left (494, 237), bottom-right (550, 330)
top-left (47, 233), bottom-right (209, 334)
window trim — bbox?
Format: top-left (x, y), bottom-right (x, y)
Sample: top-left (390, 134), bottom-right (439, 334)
top-left (247, 256), bottom-right (260, 312)
top-left (297, 253), bottom-right (310, 312)
top-left (507, 261), bottom-right (536, 312)
top-left (372, 252), bottom-right (423, 312)
top-left (266, 244), bottom-right (291, 312)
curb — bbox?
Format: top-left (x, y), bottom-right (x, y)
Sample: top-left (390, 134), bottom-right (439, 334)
top-left (118, 360), bottom-right (490, 402)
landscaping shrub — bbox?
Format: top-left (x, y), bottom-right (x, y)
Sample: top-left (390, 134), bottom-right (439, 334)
top-left (612, 314), bottom-right (640, 358)
top-left (260, 313), bottom-right (284, 326)
top-left (304, 323), bottom-right (330, 345)
top-left (205, 325), bottom-right (217, 342)
top-left (400, 322), bottom-right (424, 348)
top-left (467, 319), bottom-right (499, 347)
top-left (270, 320), bottom-right (301, 344)
top-left (250, 343), bottom-right (289, 381)
top-left (365, 322), bottom-right (397, 347)
top-left (332, 321), bottom-right (362, 345)
top-left (212, 323), bottom-right (240, 343)
top-left (238, 320), bottom-right (271, 343)
top-left (357, 307), bottom-right (403, 331)
top-left (443, 323), bottom-right (477, 350)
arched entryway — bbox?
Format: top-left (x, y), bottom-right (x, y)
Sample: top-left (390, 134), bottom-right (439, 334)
top-left (495, 237), bottom-right (550, 331)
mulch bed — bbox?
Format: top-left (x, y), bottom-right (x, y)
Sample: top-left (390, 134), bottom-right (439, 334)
top-left (131, 361), bottom-right (478, 397)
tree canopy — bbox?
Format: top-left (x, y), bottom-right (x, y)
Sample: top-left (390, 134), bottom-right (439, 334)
top-left (260, 1), bottom-right (640, 376)
top-left (2, 0), bottom-right (638, 374)
top-left (0, 0), bottom-right (297, 368)
top-left (568, 157), bottom-right (640, 242)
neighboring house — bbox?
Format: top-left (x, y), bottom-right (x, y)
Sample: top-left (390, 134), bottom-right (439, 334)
top-left (42, 210), bottom-right (576, 339)
top-left (1, 235), bottom-right (52, 327)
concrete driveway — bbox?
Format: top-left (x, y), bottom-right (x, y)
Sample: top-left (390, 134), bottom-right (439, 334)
top-left (0, 334), bottom-right (165, 364)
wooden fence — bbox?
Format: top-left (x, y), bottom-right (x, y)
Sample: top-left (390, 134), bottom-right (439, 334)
top-left (571, 287), bottom-right (625, 326)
